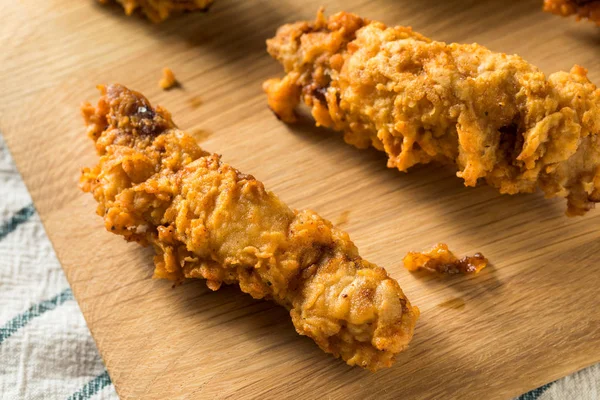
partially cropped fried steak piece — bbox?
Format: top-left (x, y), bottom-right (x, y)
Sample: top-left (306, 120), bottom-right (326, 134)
top-left (98, 0), bottom-right (214, 22)
top-left (544, 0), bottom-right (600, 25)
top-left (265, 10), bottom-right (600, 216)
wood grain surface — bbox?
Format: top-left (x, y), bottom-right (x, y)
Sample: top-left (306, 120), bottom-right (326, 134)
top-left (1, 0), bottom-right (600, 398)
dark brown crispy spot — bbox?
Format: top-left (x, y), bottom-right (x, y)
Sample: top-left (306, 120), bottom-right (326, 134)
top-left (313, 86), bottom-right (328, 103)
top-left (358, 288), bottom-right (374, 300)
top-left (498, 123), bottom-right (523, 162)
top-left (106, 84), bottom-right (171, 137)
top-left (454, 253), bottom-right (487, 274)
top-left (399, 297), bottom-right (408, 313)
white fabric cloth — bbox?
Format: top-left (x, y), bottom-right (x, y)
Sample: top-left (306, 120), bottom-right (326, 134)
top-left (0, 135), bottom-right (118, 400)
top-left (0, 133), bottom-right (598, 399)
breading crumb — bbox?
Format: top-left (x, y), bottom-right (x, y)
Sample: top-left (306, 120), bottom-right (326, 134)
top-left (159, 67), bottom-right (177, 90)
top-left (404, 243), bottom-right (488, 275)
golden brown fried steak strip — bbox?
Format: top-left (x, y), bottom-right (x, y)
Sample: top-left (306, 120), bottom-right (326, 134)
top-left (79, 84), bottom-right (419, 371)
top-left (544, 0), bottom-right (600, 25)
top-left (99, 0), bottom-right (214, 22)
top-left (403, 243), bottom-right (487, 275)
top-left (264, 11), bottom-right (600, 216)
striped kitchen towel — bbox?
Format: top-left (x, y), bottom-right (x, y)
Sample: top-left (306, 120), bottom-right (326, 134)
top-left (0, 135), bottom-right (117, 400)
top-left (0, 133), bottom-right (598, 399)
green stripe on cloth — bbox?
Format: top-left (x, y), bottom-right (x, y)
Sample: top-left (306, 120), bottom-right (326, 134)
top-left (0, 287), bottom-right (73, 344)
top-left (67, 370), bottom-right (112, 400)
top-left (0, 203), bottom-right (35, 241)
top-left (517, 382), bottom-right (553, 400)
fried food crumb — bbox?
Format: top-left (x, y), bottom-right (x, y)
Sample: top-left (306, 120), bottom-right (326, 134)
top-left (403, 243), bottom-right (488, 275)
top-left (544, 0), bottom-right (600, 25)
top-left (159, 67), bottom-right (177, 90)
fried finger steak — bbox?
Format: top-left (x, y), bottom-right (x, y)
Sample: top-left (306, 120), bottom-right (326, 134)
top-left (79, 84), bottom-right (419, 371)
top-left (98, 0), bottom-right (214, 22)
top-left (544, 0), bottom-right (600, 25)
top-left (264, 11), bottom-right (600, 216)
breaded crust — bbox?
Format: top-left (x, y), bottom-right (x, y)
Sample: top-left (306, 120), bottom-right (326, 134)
top-left (79, 84), bottom-right (419, 371)
top-left (265, 11), bottom-right (600, 216)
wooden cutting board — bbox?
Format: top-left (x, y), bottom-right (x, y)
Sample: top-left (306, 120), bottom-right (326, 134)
top-left (1, 0), bottom-right (599, 398)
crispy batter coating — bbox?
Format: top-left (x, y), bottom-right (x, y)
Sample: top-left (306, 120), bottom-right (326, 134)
top-left (98, 0), bottom-right (213, 22)
top-left (79, 84), bottom-right (418, 371)
top-left (544, 0), bottom-right (600, 25)
top-left (403, 243), bottom-right (487, 275)
top-left (265, 11), bottom-right (600, 216)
